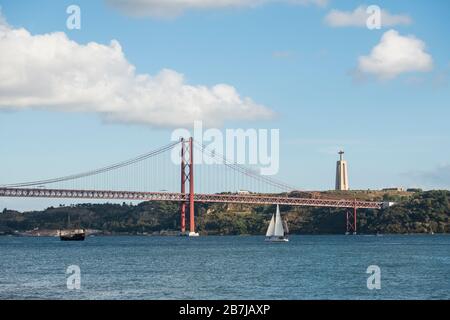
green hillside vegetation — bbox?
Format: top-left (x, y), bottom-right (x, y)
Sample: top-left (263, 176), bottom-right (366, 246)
top-left (0, 190), bottom-right (448, 235)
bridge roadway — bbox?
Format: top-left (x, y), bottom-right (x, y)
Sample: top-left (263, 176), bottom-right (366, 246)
top-left (0, 187), bottom-right (384, 209)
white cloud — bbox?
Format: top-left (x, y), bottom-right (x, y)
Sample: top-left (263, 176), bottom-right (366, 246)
top-left (324, 5), bottom-right (412, 28)
top-left (357, 29), bottom-right (433, 79)
top-left (0, 15), bottom-right (273, 128)
top-left (105, 0), bottom-right (328, 18)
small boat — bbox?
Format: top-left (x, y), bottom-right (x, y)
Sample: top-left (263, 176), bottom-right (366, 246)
top-left (265, 205), bottom-right (289, 242)
top-left (59, 213), bottom-right (85, 241)
top-left (59, 229), bottom-right (85, 241)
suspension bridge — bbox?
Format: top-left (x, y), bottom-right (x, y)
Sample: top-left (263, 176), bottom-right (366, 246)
top-left (0, 138), bottom-right (385, 235)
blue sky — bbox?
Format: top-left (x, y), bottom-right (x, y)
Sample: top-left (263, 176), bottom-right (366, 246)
top-left (0, 0), bottom-right (449, 210)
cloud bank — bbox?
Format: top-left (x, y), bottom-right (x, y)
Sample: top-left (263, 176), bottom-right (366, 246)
top-left (0, 16), bottom-right (273, 127)
top-left (105, 0), bottom-right (328, 18)
top-left (324, 5), bottom-right (412, 28)
top-left (404, 164), bottom-right (450, 189)
top-left (357, 29), bottom-right (433, 79)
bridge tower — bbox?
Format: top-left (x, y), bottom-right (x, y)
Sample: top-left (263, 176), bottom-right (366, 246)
top-left (345, 199), bottom-right (357, 235)
top-left (180, 137), bottom-right (198, 236)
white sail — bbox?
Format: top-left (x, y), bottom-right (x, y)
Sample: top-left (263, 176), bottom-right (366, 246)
top-left (265, 214), bottom-right (275, 237)
top-left (274, 205), bottom-right (284, 237)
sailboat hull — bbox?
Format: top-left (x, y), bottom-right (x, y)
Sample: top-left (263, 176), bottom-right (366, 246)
top-left (265, 236), bottom-right (289, 242)
top-left (60, 233), bottom-right (85, 241)
top-left (59, 229), bottom-right (85, 241)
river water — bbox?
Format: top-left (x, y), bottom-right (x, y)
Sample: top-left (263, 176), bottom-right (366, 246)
top-left (0, 235), bottom-right (449, 299)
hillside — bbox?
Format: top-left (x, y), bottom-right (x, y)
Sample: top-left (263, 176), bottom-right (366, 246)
top-left (0, 190), bottom-right (448, 235)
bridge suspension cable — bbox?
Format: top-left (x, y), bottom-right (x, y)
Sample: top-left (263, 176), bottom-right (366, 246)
top-left (0, 141), bottom-right (180, 188)
top-left (193, 140), bottom-right (298, 193)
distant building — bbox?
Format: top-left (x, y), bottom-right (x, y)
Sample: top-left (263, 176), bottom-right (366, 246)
top-left (237, 190), bottom-right (251, 195)
top-left (382, 187), bottom-right (405, 192)
top-left (335, 150), bottom-right (349, 191)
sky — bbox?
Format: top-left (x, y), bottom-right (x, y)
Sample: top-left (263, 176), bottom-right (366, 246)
top-left (0, 0), bottom-right (449, 211)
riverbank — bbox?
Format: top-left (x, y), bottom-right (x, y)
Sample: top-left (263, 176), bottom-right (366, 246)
top-left (0, 229), bottom-right (181, 237)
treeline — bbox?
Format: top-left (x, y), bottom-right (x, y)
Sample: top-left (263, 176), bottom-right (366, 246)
top-left (0, 190), bottom-right (448, 235)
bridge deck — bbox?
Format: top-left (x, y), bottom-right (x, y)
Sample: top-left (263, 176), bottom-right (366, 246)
top-left (0, 187), bottom-right (383, 209)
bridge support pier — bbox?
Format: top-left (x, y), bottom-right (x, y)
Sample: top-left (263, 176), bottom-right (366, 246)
top-left (180, 138), bottom-right (187, 234)
top-left (180, 137), bottom-right (198, 237)
top-left (345, 200), bottom-right (357, 235)
top-left (188, 137), bottom-right (198, 236)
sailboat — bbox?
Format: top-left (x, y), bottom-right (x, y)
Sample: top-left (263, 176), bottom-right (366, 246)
top-left (59, 213), bottom-right (85, 241)
top-left (265, 205), bottom-right (289, 242)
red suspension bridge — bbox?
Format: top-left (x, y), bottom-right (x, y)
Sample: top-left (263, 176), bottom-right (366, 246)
top-left (0, 138), bottom-right (385, 235)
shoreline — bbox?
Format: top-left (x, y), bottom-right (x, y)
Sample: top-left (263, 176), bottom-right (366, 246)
top-left (1, 232), bottom-right (447, 237)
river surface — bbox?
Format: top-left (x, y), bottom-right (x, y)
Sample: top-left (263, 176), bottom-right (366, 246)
top-left (0, 235), bottom-right (449, 299)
